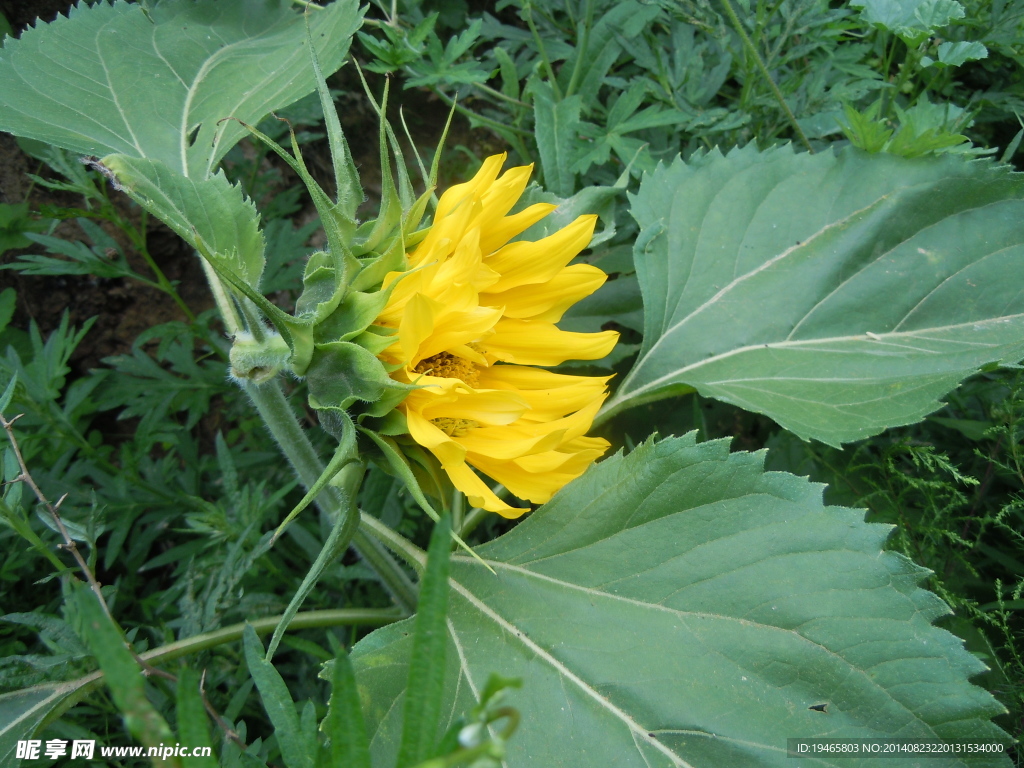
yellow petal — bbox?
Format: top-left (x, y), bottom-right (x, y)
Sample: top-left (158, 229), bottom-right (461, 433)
top-left (448, 343), bottom-right (489, 366)
top-left (478, 366), bottom-right (611, 418)
top-left (407, 188), bottom-right (478, 268)
top-left (482, 263), bottom-right (608, 322)
top-left (523, 397), bottom-right (604, 443)
top-left (397, 287), bottom-right (500, 366)
top-left (484, 215), bottom-right (597, 292)
top-left (478, 203), bottom-right (557, 256)
top-left (416, 388), bottom-right (527, 425)
top-left (415, 304), bottom-right (501, 363)
top-left (406, 410), bottom-right (466, 466)
top-left (474, 165), bottom-right (533, 226)
top-left (444, 461), bottom-right (526, 517)
top-left (469, 441), bottom-right (606, 505)
top-left (477, 364), bottom-right (607, 390)
top-left (456, 425), bottom-right (567, 460)
top-left (484, 319), bottom-right (619, 366)
top-left (397, 292), bottom-right (439, 364)
top-left (433, 226), bottom-right (496, 291)
top-left (511, 440), bottom-right (608, 474)
top-left (435, 154), bottom-right (506, 222)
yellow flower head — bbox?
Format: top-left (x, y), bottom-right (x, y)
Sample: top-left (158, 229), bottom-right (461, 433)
top-left (375, 154), bottom-right (618, 517)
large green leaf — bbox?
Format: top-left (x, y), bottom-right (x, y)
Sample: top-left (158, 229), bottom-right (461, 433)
top-left (352, 435), bottom-right (1010, 768)
top-left (0, 0), bottom-right (363, 179)
top-left (601, 146), bottom-right (1024, 445)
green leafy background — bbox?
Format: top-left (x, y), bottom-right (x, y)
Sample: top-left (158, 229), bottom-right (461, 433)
top-left (0, 0), bottom-right (1021, 765)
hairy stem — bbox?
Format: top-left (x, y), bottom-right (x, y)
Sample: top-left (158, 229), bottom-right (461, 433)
top-left (360, 511), bottom-right (426, 570)
top-left (199, 257), bottom-right (243, 337)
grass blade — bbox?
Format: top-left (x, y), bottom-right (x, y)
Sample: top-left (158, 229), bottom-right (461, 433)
top-left (243, 625), bottom-right (313, 768)
top-left (396, 514), bottom-right (452, 768)
top-left (328, 649), bottom-right (372, 768)
top-left (70, 586), bottom-right (181, 767)
top-left (174, 667), bottom-right (218, 768)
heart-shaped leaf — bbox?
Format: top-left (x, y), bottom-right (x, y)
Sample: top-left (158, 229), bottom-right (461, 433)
top-left (602, 146), bottom-right (1024, 445)
top-left (352, 435), bottom-right (1010, 767)
top-left (0, 0), bottom-right (363, 179)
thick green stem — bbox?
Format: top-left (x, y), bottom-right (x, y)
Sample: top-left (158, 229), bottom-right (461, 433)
top-left (243, 379), bottom-right (419, 612)
top-left (719, 0), bottom-right (813, 153)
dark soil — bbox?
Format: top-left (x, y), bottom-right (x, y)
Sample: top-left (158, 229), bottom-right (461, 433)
top-left (0, 128), bottom-right (211, 373)
top-left (0, 0), bottom-right (209, 372)
top-left (0, 0), bottom-right (69, 31)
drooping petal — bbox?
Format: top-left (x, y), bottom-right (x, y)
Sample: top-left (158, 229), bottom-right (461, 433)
top-left (484, 319), bottom-right (619, 366)
top-left (469, 438), bottom-right (608, 505)
top-left (484, 215), bottom-right (598, 292)
top-left (444, 461), bottom-right (525, 517)
top-left (478, 202), bottom-right (556, 256)
top-left (482, 263), bottom-right (608, 322)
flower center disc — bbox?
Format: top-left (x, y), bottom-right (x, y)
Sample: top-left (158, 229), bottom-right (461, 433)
top-left (413, 352), bottom-right (481, 387)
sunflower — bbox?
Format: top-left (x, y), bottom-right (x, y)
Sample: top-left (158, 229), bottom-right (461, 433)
top-left (374, 154), bottom-right (618, 517)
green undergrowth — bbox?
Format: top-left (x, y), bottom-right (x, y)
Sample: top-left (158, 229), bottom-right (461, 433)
top-left (1, 0), bottom-right (1023, 765)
